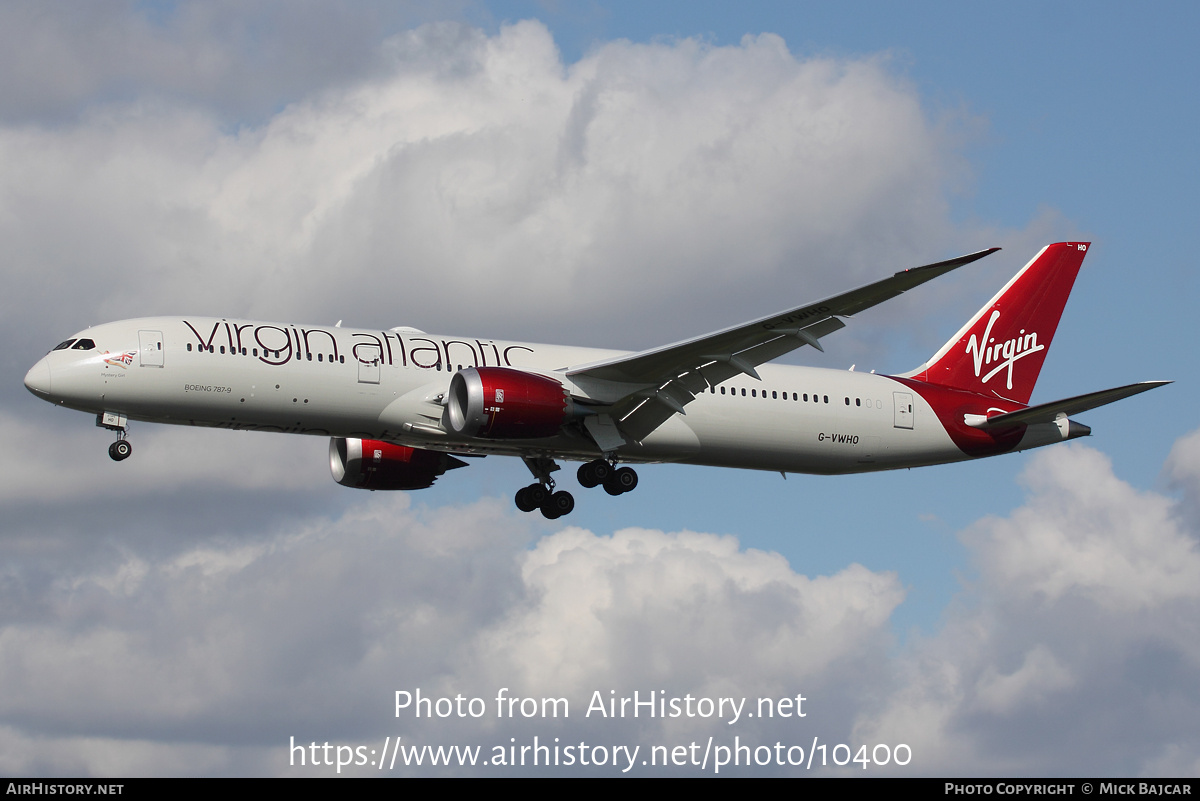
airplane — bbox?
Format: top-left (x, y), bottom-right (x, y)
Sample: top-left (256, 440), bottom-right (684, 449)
top-left (23, 242), bottom-right (1167, 519)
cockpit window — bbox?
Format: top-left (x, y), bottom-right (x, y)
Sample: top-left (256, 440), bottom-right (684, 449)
top-left (52, 339), bottom-right (76, 351)
top-left (71, 339), bottom-right (96, 350)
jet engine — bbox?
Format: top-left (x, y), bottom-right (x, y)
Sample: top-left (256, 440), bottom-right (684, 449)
top-left (329, 438), bottom-right (468, 490)
top-left (447, 367), bottom-right (576, 439)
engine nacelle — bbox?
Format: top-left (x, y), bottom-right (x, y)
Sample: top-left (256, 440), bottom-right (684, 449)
top-left (329, 438), bottom-right (467, 490)
top-left (447, 367), bottom-right (576, 439)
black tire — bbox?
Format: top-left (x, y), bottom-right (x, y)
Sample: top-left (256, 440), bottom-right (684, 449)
top-left (525, 483), bottom-right (548, 508)
top-left (614, 466), bottom-right (637, 492)
top-left (110, 440), bottom-right (132, 461)
top-left (541, 490), bottom-right (574, 519)
top-left (515, 486), bottom-right (537, 513)
top-left (604, 466), bottom-right (637, 495)
top-left (577, 462), bottom-right (597, 488)
top-left (577, 460), bottom-right (611, 488)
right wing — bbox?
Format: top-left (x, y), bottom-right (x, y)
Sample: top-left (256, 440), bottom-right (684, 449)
top-left (566, 247), bottom-right (1001, 443)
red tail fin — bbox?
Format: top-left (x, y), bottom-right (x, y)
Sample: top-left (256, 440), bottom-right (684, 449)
top-left (908, 242), bottom-right (1089, 404)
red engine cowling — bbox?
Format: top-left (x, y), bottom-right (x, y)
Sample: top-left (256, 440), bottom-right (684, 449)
top-left (447, 367), bottom-right (575, 439)
top-left (329, 438), bottom-right (468, 490)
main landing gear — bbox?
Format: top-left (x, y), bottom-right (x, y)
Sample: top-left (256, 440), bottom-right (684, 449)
top-left (516, 456), bottom-right (574, 520)
top-left (577, 459), bottom-right (638, 496)
top-left (513, 456), bottom-right (639, 519)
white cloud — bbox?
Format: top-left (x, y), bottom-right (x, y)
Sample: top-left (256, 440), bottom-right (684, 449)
top-left (855, 438), bottom-right (1200, 776)
top-left (0, 495), bottom-right (903, 775)
top-left (475, 527), bottom-right (902, 699)
top-left (3, 434), bottom-right (1199, 775)
top-left (2, 17), bottom-right (980, 358)
top-left (967, 445), bottom-right (1200, 611)
top-left (1166, 427), bottom-right (1200, 526)
top-left (0, 1), bottom-right (440, 124)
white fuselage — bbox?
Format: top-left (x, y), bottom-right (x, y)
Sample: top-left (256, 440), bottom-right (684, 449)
top-left (26, 317), bottom-right (1068, 475)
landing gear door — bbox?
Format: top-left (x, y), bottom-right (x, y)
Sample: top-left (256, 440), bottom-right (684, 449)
top-left (357, 345), bottom-right (381, 384)
top-left (893, 391), bottom-right (914, 430)
top-left (138, 330), bottom-right (164, 367)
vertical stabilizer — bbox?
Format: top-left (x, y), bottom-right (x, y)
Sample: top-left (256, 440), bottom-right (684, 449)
top-left (907, 242), bottom-right (1089, 404)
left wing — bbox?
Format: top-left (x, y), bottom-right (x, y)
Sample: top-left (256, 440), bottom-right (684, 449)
top-left (566, 247), bottom-right (1000, 443)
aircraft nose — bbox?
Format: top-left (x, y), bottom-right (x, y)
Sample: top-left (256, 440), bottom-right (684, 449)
top-left (24, 357), bottom-right (51, 397)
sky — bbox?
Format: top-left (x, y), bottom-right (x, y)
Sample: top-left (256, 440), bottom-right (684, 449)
top-left (2, 0), bottom-right (1198, 777)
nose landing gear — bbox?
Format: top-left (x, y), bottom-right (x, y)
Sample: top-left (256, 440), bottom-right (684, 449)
top-left (97, 412), bottom-right (132, 461)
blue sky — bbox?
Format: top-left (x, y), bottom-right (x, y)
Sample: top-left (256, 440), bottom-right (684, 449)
top-left (2, 0), bottom-right (1197, 777)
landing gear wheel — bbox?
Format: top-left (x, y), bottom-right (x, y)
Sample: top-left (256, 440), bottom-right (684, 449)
top-left (526, 483), bottom-right (548, 508)
top-left (515, 483), bottom-right (549, 513)
top-left (577, 459), bottom-right (612, 489)
top-left (108, 440), bottom-right (132, 462)
top-left (515, 486), bottom-right (536, 512)
top-left (540, 490), bottom-right (575, 519)
top-left (603, 466), bottom-right (637, 495)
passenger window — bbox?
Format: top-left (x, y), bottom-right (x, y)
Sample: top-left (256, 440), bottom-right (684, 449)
top-left (772, 391), bottom-right (777, 399)
top-left (187, 343), bottom-right (193, 352)
top-left (845, 397), bottom-right (850, 405)
top-left (741, 388), bottom-right (746, 397)
top-left (824, 395), bottom-right (829, 403)
top-left (220, 346), bottom-right (226, 354)
top-left (856, 398), bottom-right (861, 406)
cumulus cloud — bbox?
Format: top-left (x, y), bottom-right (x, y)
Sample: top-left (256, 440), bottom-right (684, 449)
top-left (1166, 427), bottom-right (1200, 527)
top-left (2, 432), bottom-right (1198, 775)
top-left (0, 496), bottom-right (903, 776)
top-left (855, 439), bottom-right (1200, 776)
top-left (0, 1), bottom-right (445, 124)
top-left (3, 14), bottom-right (989, 372)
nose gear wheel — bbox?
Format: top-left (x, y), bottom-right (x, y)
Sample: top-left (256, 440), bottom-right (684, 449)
top-left (108, 439), bottom-right (132, 461)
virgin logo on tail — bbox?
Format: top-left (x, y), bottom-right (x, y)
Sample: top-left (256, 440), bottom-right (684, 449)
top-left (964, 310), bottom-right (1044, 391)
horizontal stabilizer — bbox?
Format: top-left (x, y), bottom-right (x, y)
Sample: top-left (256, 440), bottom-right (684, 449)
top-left (968, 381), bottom-right (1171, 429)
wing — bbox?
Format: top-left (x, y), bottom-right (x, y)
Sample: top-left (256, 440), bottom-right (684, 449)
top-left (566, 247), bottom-right (1001, 444)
